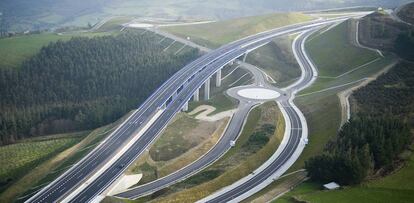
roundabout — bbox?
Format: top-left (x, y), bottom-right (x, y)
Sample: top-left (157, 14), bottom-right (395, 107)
top-left (237, 88), bottom-right (281, 100)
top-left (227, 85), bottom-right (287, 103)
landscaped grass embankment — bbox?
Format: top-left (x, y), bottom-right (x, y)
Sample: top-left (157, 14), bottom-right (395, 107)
top-left (125, 63), bottom-right (251, 187)
top-left (276, 18), bottom-right (414, 203)
top-left (246, 35), bottom-right (301, 87)
top-left (0, 110), bottom-right (134, 202)
top-left (306, 20), bottom-right (379, 77)
top-left (0, 133), bottom-right (85, 194)
top-left (126, 113), bottom-right (228, 185)
top-left (162, 12), bottom-right (313, 48)
top-left (148, 102), bottom-right (285, 203)
top-left (286, 19), bottom-right (398, 172)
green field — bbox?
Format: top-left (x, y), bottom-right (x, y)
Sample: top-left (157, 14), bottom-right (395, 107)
top-left (273, 17), bottom-right (408, 203)
top-left (127, 113), bottom-right (229, 186)
top-left (288, 92), bottom-right (343, 173)
top-left (0, 111), bottom-right (133, 202)
top-left (163, 12), bottom-right (313, 48)
top-left (0, 32), bottom-right (115, 69)
top-left (299, 54), bottom-right (396, 95)
top-left (306, 21), bottom-right (379, 77)
top-left (281, 20), bottom-right (398, 173)
top-left (149, 114), bottom-right (199, 162)
top-left (0, 133), bottom-right (84, 193)
top-left (277, 145), bottom-right (414, 203)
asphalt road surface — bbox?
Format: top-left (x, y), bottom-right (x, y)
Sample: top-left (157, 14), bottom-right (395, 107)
top-left (203, 29), bottom-right (316, 203)
top-left (27, 16), bottom-right (354, 203)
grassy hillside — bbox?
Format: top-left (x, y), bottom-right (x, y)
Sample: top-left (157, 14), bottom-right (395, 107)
top-left (277, 62), bottom-right (414, 203)
top-left (0, 31), bottom-right (199, 144)
top-left (397, 2), bottom-right (414, 24)
top-left (0, 133), bottom-right (85, 193)
top-left (0, 32), bottom-right (114, 69)
top-left (246, 35), bottom-right (301, 86)
top-left (0, 0), bottom-right (406, 32)
top-left (288, 147), bottom-right (414, 203)
top-left (306, 21), bottom-right (379, 77)
top-left (284, 19), bottom-right (395, 172)
top-left (141, 102), bottom-right (285, 203)
top-left (0, 111), bottom-right (132, 202)
top-left (162, 12), bottom-right (313, 48)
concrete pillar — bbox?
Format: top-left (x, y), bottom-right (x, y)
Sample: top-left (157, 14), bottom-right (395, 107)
top-left (216, 69), bottom-right (222, 87)
top-left (182, 102), bottom-right (188, 112)
top-left (242, 53), bottom-right (248, 62)
top-left (193, 89), bottom-right (200, 102)
top-left (161, 103), bottom-right (166, 110)
top-left (204, 78), bottom-right (210, 100)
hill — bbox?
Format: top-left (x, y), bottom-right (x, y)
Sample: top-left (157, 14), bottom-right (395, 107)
top-left (162, 12), bottom-right (313, 48)
top-left (397, 2), bottom-right (414, 24)
top-left (280, 61), bottom-right (414, 203)
top-left (358, 11), bottom-right (414, 61)
top-left (0, 31), bottom-right (199, 145)
top-left (0, 0), bottom-right (408, 32)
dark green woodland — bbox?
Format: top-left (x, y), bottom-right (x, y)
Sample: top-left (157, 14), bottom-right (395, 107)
top-left (0, 32), bottom-right (199, 145)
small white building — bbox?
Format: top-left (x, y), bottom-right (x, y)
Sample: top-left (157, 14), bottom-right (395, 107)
top-left (323, 182), bottom-right (340, 190)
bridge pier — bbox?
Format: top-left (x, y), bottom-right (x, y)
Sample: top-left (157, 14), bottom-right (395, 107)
top-left (182, 102), bottom-right (188, 112)
top-left (242, 53), bottom-right (248, 62)
top-left (193, 88), bottom-right (200, 101)
top-left (216, 69), bottom-right (222, 87)
top-left (204, 78), bottom-right (210, 100)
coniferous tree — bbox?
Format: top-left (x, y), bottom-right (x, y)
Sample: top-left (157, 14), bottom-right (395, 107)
top-left (0, 31), bottom-right (199, 144)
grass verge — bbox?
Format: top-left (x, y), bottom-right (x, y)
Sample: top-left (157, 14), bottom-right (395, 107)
top-left (0, 132), bottom-right (86, 194)
top-left (246, 35), bottom-right (301, 87)
top-left (0, 111), bottom-right (134, 202)
top-left (126, 113), bottom-right (229, 185)
top-left (147, 102), bottom-right (285, 203)
top-left (162, 12), bottom-right (313, 48)
top-left (306, 20), bottom-right (379, 77)
top-left (287, 20), bottom-right (398, 172)
top-left (277, 144), bottom-right (414, 203)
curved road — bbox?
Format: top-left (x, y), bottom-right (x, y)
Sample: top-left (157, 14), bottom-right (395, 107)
top-left (115, 50), bottom-right (289, 200)
top-left (201, 29), bottom-right (317, 203)
top-left (27, 16), bottom-right (357, 203)
top-left (116, 19), bottom-right (351, 200)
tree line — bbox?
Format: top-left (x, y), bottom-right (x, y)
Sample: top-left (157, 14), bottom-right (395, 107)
top-left (0, 31), bottom-right (199, 145)
top-left (306, 61), bottom-right (414, 185)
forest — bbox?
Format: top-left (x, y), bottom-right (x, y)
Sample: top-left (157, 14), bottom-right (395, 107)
top-left (306, 61), bottom-right (414, 185)
top-left (395, 32), bottom-right (414, 61)
top-left (0, 32), bottom-right (199, 145)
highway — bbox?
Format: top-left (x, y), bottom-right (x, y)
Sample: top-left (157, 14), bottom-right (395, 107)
top-left (200, 29), bottom-right (316, 203)
top-left (26, 33), bottom-right (245, 203)
top-left (27, 16), bottom-right (355, 203)
top-left (114, 28), bottom-right (291, 200)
